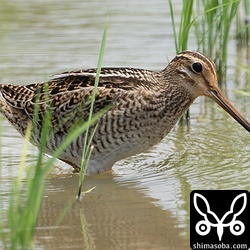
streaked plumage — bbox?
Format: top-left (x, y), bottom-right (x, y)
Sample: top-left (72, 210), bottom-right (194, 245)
top-left (0, 51), bottom-right (250, 175)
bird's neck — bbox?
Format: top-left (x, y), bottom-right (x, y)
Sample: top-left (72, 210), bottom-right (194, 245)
top-left (161, 79), bottom-right (197, 123)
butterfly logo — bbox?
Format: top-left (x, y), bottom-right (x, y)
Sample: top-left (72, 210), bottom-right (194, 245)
top-left (193, 192), bottom-right (247, 241)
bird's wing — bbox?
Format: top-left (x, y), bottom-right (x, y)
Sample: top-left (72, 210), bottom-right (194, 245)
top-left (0, 68), bottom-right (159, 131)
top-left (51, 67), bottom-right (158, 90)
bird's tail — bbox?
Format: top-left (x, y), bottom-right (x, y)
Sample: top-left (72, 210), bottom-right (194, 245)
top-left (0, 84), bottom-right (6, 112)
top-left (0, 85), bottom-right (4, 111)
top-left (0, 84), bottom-right (14, 116)
top-left (0, 83), bottom-right (29, 137)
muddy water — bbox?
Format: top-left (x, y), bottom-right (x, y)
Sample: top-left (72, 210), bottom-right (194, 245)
top-left (0, 0), bottom-right (250, 249)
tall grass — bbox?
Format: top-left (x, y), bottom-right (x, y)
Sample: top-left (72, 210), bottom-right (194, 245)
top-left (78, 18), bottom-right (109, 199)
top-left (168, 0), bottom-right (194, 120)
top-left (168, 0), bottom-right (194, 53)
top-left (168, 0), bottom-right (241, 83)
top-left (168, 0), bottom-right (242, 121)
top-left (236, 0), bottom-right (250, 45)
top-left (195, 0), bottom-right (241, 82)
top-left (0, 20), bottom-right (108, 249)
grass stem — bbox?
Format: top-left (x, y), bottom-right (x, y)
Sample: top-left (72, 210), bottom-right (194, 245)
top-left (77, 17), bottom-right (109, 200)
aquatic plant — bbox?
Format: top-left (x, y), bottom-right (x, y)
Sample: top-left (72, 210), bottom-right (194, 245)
top-left (235, 0), bottom-right (250, 45)
top-left (0, 20), bottom-right (108, 249)
top-left (168, 0), bottom-right (194, 119)
top-left (168, 0), bottom-right (194, 53)
top-left (194, 0), bottom-right (241, 82)
top-left (168, 0), bottom-right (241, 82)
top-left (77, 19), bottom-right (109, 199)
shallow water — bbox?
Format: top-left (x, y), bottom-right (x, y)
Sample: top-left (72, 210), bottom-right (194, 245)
top-left (0, 0), bottom-right (250, 249)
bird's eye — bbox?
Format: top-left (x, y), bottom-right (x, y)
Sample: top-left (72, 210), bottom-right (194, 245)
top-left (192, 62), bottom-right (203, 73)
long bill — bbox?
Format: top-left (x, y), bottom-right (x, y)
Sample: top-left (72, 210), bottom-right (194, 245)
top-left (208, 87), bottom-right (250, 133)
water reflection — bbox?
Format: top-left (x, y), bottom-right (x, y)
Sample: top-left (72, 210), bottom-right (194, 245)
top-left (0, 0), bottom-right (250, 249)
top-left (37, 175), bottom-right (187, 249)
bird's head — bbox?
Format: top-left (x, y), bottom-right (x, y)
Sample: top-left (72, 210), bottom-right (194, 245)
top-left (167, 50), bottom-right (250, 133)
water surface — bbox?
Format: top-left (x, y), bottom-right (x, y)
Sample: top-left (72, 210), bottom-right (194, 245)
top-left (0, 0), bottom-right (250, 249)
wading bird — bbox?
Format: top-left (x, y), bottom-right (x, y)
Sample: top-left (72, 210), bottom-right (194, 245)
top-left (0, 51), bottom-right (249, 175)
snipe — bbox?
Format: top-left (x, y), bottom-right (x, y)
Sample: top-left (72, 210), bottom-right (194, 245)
top-left (0, 51), bottom-right (250, 175)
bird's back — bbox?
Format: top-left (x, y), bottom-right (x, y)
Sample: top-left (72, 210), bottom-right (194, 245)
top-left (0, 67), bottom-right (159, 129)
top-left (1, 67), bottom-right (178, 174)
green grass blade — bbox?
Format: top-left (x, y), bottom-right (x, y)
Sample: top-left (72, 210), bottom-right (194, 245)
top-left (0, 18), bottom-right (110, 248)
top-left (78, 17), bottom-right (109, 199)
top-left (168, 0), bottom-right (178, 52)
